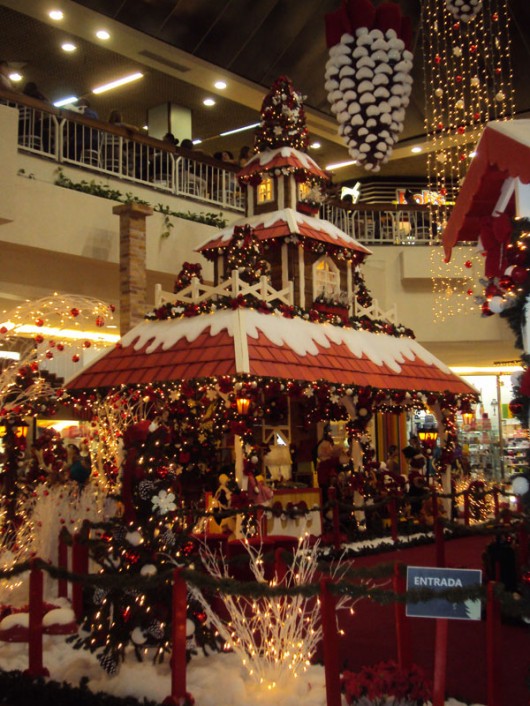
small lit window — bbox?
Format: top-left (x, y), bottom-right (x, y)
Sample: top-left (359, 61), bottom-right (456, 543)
top-left (257, 175), bottom-right (274, 204)
top-left (313, 256), bottom-right (340, 300)
top-left (298, 181), bottom-right (312, 201)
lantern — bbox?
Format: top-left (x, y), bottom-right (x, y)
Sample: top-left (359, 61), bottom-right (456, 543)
top-left (236, 397), bottom-right (251, 416)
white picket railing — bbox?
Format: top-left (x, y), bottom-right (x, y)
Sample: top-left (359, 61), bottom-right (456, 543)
top-left (357, 299), bottom-right (398, 324)
top-left (155, 270), bottom-right (294, 308)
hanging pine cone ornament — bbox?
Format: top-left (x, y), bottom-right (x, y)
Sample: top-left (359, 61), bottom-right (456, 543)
top-left (445, 0), bottom-right (483, 23)
top-left (98, 649), bottom-right (119, 675)
top-left (325, 0), bottom-right (413, 172)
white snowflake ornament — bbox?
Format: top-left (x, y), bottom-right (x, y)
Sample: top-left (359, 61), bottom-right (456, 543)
top-left (151, 489), bottom-right (177, 515)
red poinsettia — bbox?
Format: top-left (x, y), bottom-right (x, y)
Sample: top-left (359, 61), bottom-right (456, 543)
top-left (342, 660), bottom-right (431, 705)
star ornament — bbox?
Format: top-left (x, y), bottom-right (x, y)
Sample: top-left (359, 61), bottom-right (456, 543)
top-left (151, 489), bottom-right (177, 515)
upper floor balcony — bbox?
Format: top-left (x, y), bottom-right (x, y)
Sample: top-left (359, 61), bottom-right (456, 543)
top-left (0, 89), bottom-right (453, 248)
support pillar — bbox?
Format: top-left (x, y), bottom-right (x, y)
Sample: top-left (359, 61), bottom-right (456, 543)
top-left (113, 202), bottom-right (153, 335)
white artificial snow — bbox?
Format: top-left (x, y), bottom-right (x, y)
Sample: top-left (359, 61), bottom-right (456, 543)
top-left (195, 207), bottom-right (371, 253)
top-left (245, 146), bottom-right (323, 175)
top-left (0, 612), bottom-right (29, 629)
top-left (42, 607), bottom-right (76, 627)
top-left (487, 119), bottom-right (530, 151)
top-left (0, 635), bottom-right (484, 706)
top-left (124, 309), bottom-right (454, 377)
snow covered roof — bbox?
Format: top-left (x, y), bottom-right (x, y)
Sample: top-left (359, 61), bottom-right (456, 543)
top-left (238, 147), bottom-right (328, 182)
top-left (197, 208), bottom-right (371, 256)
top-left (443, 120), bottom-right (530, 259)
top-left (67, 308), bottom-right (473, 395)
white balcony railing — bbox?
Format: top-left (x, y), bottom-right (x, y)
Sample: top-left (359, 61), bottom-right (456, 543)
top-left (2, 92), bottom-right (451, 244)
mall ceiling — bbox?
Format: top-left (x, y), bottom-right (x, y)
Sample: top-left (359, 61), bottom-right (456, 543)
top-left (2, 0), bottom-right (530, 182)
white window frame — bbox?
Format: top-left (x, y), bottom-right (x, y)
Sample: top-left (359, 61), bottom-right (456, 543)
top-left (313, 255), bottom-right (340, 300)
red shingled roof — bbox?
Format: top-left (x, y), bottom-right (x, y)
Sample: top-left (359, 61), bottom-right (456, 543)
top-left (198, 209), bottom-right (371, 256)
top-left (67, 310), bottom-right (473, 396)
top-left (238, 147), bottom-right (328, 182)
top-left (443, 121), bottom-right (530, 260)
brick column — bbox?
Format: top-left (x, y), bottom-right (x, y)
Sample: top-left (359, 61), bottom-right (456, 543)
top-left (113, 202), bottom-right (153, 335)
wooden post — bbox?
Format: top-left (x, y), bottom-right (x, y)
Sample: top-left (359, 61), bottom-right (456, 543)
top-left (164, 569), bottom-right (190, 706)
top-left (393, 563), bottom-right (412, 669)
top-left (486, 582), bottom-right (502, 706)
top-left (320, 577), bottom-right (341, 706)
top-left (72, 532), bottom-right (89, 622)
top-left (389, 497), bottom-right (398, 543)
top-left (432, 619), bottom-right (448, 706)
top-left (25, 560), bottom-right (49, 677)
top-left (435, 519), bottom-right (446, 568)
top-left (58, 532), bottom-right (68, 599)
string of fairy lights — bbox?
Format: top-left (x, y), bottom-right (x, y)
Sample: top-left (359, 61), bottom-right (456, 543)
top-left (421, 0), bottom-right (515, 321)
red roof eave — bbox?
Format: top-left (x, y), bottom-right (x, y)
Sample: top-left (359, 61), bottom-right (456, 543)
top-left (443, 124), bottom-right (530, 260)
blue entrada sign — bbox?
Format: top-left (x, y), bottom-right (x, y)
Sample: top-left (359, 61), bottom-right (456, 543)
top-left (406, 566), bottom-right (482, 621)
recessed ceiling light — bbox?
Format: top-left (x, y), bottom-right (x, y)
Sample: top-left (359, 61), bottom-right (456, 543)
top-left (49, 9), bottom-right (64, 21)
top-left (9, 72), bottom-right (22, 82)
top-left (96, 29), bottom-right (110, 40)
top-left (310, 141), bottom-right (321, 150)
top-left (53, 95), bottom-right (78, 107)
top-left (214, 80), bottom-right (227, 90)
top-left (142, 125), bottom-right (148, 130)
top-left (411, 145), bottom-right (422, 154)
top-left (61, 42), bottom-right (77, 53)
top-left (203, 98), bottom-right (216, 107)
top-left (92, 71), bottom-right (144, 94)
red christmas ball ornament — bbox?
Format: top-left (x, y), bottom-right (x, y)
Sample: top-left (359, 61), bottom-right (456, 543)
top-left (498, 275), bottom-right (515, 291)
top-left (473, 112), bottom-right (480, 121)
top-left (511, 265), bottom-right (528, 285)
top-left (455, 75), bottom-right (463, 83)
top-left (464, 260), bottom-right (473, 269)
top-left (49, 340), bottom-right (55, 348)
top-left (45, 351), bottom-right (53, 359)
top-left (108, 304), bottom-right (116, 313)
top-left (485, 283), bottom-right (501, 298)
top-left (35, 334), bottom-right (44, 344)
top-left (95, 316), bottom-right (105, 327)
top-left (35, 318), bottom-right (44, 327)
top-left (457, 126), bottom-right (466, 135)
top-left (453, 22), bottom-right (460, 30)
top-left (466, 288), bottom-right (473, 296)
top-left (434, 54), bottom-right (441, 64)
top-left (492, 12), bottom-right (498, 21)
top-left (470, 44), bottom-right (478, 53)
top-left (508, 400), bottom-right (523, 416)
top-left (0, 326), bottom-right (7, 335)
top-left (31, 361), bottom-right (39, 372)
top-left (440, 188), bottom-right (447, 196)
top-left (437, 122), bottom-right (444, 130)
top-left (72, 354), bottom-right (80, 363)
top-left (70, 307), bottom-right (80, 317)
top-left (495, 67), bottom-right (502, 75)
top-left (481, 301), bottom-right (494, 317)
top-left (56, 343), bottom-right (64, 351)
top-left (83, 340), bottom-right (91, 348)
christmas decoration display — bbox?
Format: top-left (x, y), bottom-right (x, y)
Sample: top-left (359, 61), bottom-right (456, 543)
top-left (445, 0), bottom-right (483, 23)
top-left (324, 0), bottom-right (413, 172)
top-left (423, 0), bottom-right (514, 320)
top-left (254, 76), bottom-right (308, 153)
top-left (225, 225), bottom-right (267, 283)
top-left (342, 660), bottom-right (432, 705)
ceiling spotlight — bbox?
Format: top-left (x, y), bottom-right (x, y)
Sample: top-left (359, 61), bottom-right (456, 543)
top-left (96, 29), bottom-right (111, 40)
top-left (61, 42), bottom-right (77, 53)
top-left (192, 138), bottom-right (203, 145)
top-left (142, 125), bottom-right (148, 130)
top-left (203, 98), bottom-right (216, 107)
top-left (310, 141), bottom-right (321, 150)
top-left (9, 72), bottom-right (22, 82)
top-left (92, 71), bottom-right (143, 94)
top-left (49, 9), bottom-right (64, 21)
top-left (214, 80), bottom-right (227, 90)
top-left (411, 145), bottom-right (422, 154)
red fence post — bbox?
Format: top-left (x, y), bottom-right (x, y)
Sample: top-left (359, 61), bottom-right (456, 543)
top-left (58, 532), bottom-right (68, 599)
top-left (486, 581), bottom-right (502, 706)
top-left (25, 559), bottom-right (49, 678)
top-left (393, 563), bottom-right (412, 669)
top-left (320, 577), bottom-right (341, 706)
top-left (518, 523), bottom-right (529, 566)
top-left (434, 519), bottom-right (446, 568)
top-left (463, 489), bottom-right (470, 526)
top-left (72, 532), bottom-right (89, 622)
top-left (432, 618), bottom-right (448, 706)
top-left (274, 547), bottom-right (288, 585)
top-left (164, 568), bottom-right (190, 705)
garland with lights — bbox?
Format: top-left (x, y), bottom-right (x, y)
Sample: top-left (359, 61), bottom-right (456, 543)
top-left (225, 225), bottom-right (268, 284)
